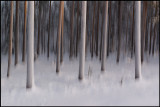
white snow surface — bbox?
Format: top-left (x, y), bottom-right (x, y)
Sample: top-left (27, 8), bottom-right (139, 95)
top-left (1, 53), bottom-right (159, 106)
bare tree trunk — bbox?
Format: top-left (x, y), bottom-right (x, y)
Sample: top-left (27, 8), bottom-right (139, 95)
top-left (48, 1), bottom-right (51, 59)
top-left (56, 1), bottom-right (64, 73)
top-left (37, 2), bottom-right (41, 56)
top-left (27, 1), bottom-right (35, 88)
top-left (125, 12), bottom-right (129, 54)
top-left (15, 1), bottom-right (19, 66)
top-left (7, 1), bottom-right (14, 77)
top-left (22, 1), bottom-right (27, 62)
top-left (135, 1), bottom-right (141, 80)
top-left (60, 1), bottom-right (64, 63)
top-left (79, 1), bottom-right (87, 80)
top-left (141, 1), bottom-right (147, 63)
top-left (116, 1), bottom-right (123, 63)
top-left (149, 19), bottom-right (153, 55)
top-left (91, 2), bottom-right (96, 58)
top-left (101, 1), bottom-right (108, 72)
top-left (96, 1), bottom-right (100, 57)
top-left (76, 1), bottom-right (79, 58)
top-left (107, 1), bottom-right (111, 57)
top-left (131, 2), bottom-right (135, 58)
top-left (69, 1), bottom-right (74, 59)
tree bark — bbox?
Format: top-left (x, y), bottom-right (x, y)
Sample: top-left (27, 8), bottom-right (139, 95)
top-left (15, 1), bottom-right (19, 66)
top-left (131, 2), bottom-right (135, 58)
top-left (141, 1), bottom-right (147, 63)
top-left (107, 1), bottom-right (111, 57)
top-left (91, 2), bottom-right (96, 58)
top-left (27, 1), bottom-right (35, 88)
top-left (48, 1), bottom-right (51, 59)
top-left (101, 1), bottom-right (108, 72)
top-left (116, 1), bottom-right (123, 63)
top-left (37, 2), bottom-right (41, 56)
top-left (96, 1), bottom-right (100, 57)
top-left (56, 1), bottom-right (64, 73)
top-left (79, 1), bottom-right (87, 80)
top-left (22, 1), bottom-right (27, 62)
top-left (76, 1), bottom-right (79, 58)
top-left (69, 1), bottom-right (74, 59)
top-left (7, 1), bottom-right (14, 77)
top-left (135, 1), bottom-right (141, 80)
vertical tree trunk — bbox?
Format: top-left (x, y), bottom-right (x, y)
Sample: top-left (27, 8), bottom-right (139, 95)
top-left (56, 1), bottom-right (64, 73)
top-left (125, 12), bottom-right (129, 54)
top-left (135, 1), bottom-right (141, 80)
top-left (79, 1), bottom-right (87, 80)
top-left (7, 1), bottom-right (14, 77)
top-left (22, 1), bottom-right (27, 62)
top-left (131, 2), bottom-right (135, 58)
top-left (48, 1), bottom-right (51, 59)
top-left (116, 1), bottom-right (123, 63)
top-left (91, 2), bottom-right (96, 58)
top-left (15, 1), bottom-right (19, 66)
top-left (60, 1), bottom-right (64, 63)
top-left (107, 1), bottom-right (111, 57)
top-left (101, 1), bottom-right (108, 72)
top-left (96, 1), bottom-right (100, 57)
top-left (141, 1), bottom-right (147, 63)
top-left (69, 1), bottom-right (74, 59)
top-left (27, 1), bottom-right (35, 88)
top-left (37, 2), bottom-right (41, 56)
top-left (76, 1), bottom-right (79, 58)
top-left (149, 18), bottom-right (153, 55)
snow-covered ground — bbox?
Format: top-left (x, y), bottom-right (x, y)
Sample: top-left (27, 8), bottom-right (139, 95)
top-left (1, 53), bottom-right (159, 106)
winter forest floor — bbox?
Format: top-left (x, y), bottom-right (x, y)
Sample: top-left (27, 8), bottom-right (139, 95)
top-left (1, 52), bottom-right (159, 106)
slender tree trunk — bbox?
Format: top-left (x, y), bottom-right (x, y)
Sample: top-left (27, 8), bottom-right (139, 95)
top-left (107, 1), bottom-right (111, 57)
top-left (125, 12), bottom-right (129, 54)
top-left (69, 1), bottom-right (74, 59)
top-left (96, 1), bottom-right (99, 57)
top-left (22, 1), bottom-right (27, 62)
top-left (141, 1), bottom-right (147, 63)
top-left (48, 1), bottom-right (51, 59)
top-left (79, 1), bottom-right (87, 80)
top-left (91, 2), bottom-right (96, 58)
top-left (15, 1), bottom-right (19, 66)
top-left (117, 1), bottom-right (123, 63)
top-left (100, 6), bottom-right (104, 61)
top-left (145, 17), bottom-right (149, 52)
top-left (149, 18), bottom-right (153, 55)
top-left (7, 1), bottom-right (14, 77)
top-left (56, 1), bottom-right (64, 73)
top-left (101, 1), bottom-right (108, 71)
top-left (131, 2), bottom-right (135, 58)
top-left (60, 1), bottom-right (64, 63)
top-left (27, 1), bottom-right (35, 88)
top-left (37, 2), bottom-right (41, 56)
top-left (76, 1), bottom-right (79, 58)
top-left (135, 1), bottom-right (141, 80)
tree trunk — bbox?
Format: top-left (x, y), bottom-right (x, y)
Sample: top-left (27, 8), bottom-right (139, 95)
top-left (22, 1), bottom-right (27, 62)
top-left (69, 1), bottom-right (74, 59)
top-left (7, 1), bottom-right (14, 77)
top-left (107, 1), bottom-right (111, 57)
top-left (116, 1), bottom-right (123, 63)
top-left (60, 1), bottom-right (64, 64)
top-left (27, 1), bottom-right (35, 88)
top-left (91, 2), bottom-right (96, 58)
top-left (37, 2), bottom-right (41, 56)
top-left (131, 2), bottom-right (135, 58)
top-left (56, 1), bottom-right (64, 73)
top-left (149, 18), bottom-right (153, 55)
top-left (96, 1), bottom-right (100, 57)
top-left (101, 1), bottom-right (108, 72)
top-left (15, 1), bottom-right (19, 66)
top-left (141, 1), bottom-right (147, 63)
top-left (79, 1), bottom-right (87, 80)
top-left (125, 12), bottom-right (129, 54)
top-left (76, 1), bottom-right (79, 58)
top-left (135, 1), bottom-right (141, 80)
top-left (48, 1), bottom-right (51, 59)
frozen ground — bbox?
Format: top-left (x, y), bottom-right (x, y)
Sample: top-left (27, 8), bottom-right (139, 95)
top-left (1, 53), bottom-right (159, 106)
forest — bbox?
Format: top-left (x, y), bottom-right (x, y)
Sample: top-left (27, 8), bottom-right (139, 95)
top-left (1, 1), bottom-right (159, 106)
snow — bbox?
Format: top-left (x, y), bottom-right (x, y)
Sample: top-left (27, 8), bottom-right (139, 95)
top-left (1, 53), bottom-right (159, 106)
